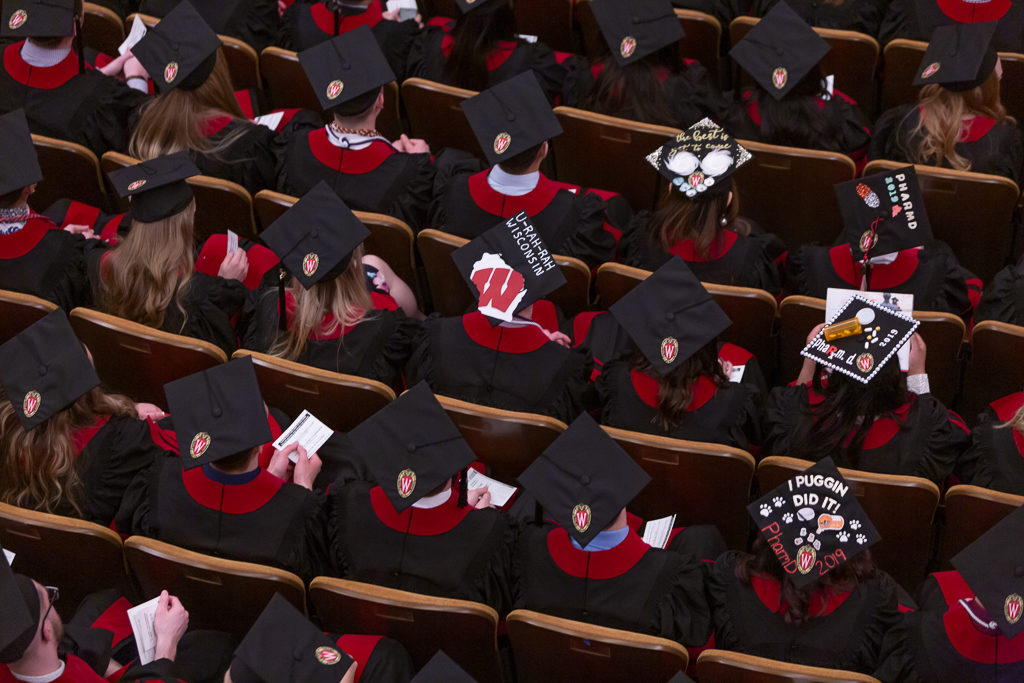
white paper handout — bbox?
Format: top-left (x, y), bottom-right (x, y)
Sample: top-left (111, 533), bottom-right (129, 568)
top-left (253, 111), bottom-right (284, 131)
top-left (516, 33), bottom-right (538, 43)
top-left (226, 230), bottom-right (239, 254)
top-left (826, 288), bottom-right (914, 370)
top-left (465, 468), bottom-right (517, 507)
top-left (728, 364), bottom-right (746, 383)
top-left (127, 596), bottom-right (160, 665)
top-left (3, 548), bottom-right (14, 565)
top-left (642, 514), bottom-right (676, 550)
top-left (119, 15), bottom-right (147, 56)
top-left (273, 410), bottom-right (334, 462)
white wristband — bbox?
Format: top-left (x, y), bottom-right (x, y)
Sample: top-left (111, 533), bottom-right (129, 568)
top-left (907, 373), bottom-right (930, 395)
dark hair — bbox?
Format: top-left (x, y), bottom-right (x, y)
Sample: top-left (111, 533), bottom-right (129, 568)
top-left (497, 143), bottom-right (543, 173)
top-left (331, 86), bottom-right (382, 118)
top-left (751, 63), bottom-right (842, 152)
top-left (211, 447), bottom-right (258, 472)
top-left (630, 340), bottom-right (728, 431)
top-left (647, 177), bottom-right (752, 258)
top-left (0, 187), bottom-right (25, 208)
top-left (581, 48), bottom-right (681, 127)
top-left (442, 1), bottom-right (516, 92)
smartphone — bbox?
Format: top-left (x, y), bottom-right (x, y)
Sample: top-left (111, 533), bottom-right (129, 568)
top-left (399, 6), bottom-right (418, 20)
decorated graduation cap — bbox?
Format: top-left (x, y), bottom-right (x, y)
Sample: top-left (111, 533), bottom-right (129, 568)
top-left (589, 0), bottom-right (684, 66)
top-left (729, 1), bottom-right (830, 100)
top-left (461, 71), bottom-right (563, 167)
top-left (348, 382), bottom-right (476, 513)
top-left (454, 0), bottom-right (506, 14)
top-left (748, 457), bottom-right (880, 589)
top-left (298, 26), bottom-right (396, 112)
top-left (132, 1), bottom-right (221, 94)
top-left (645, 118), bottom-right (752, 199)
top-left (163, 357), bottom-right (272, 469)
top-left (913, 21), bottom-right (999, 92)
top-left (951, 504), bottom-right (1024, 639)
top-left (1, 0), bottom-right (75, 37)
top-left (835, 166), bottom-right (932, 259)
top-left (410, 651), bottom-right (479, 683)
top-left (261, 182), bottom-right (369, 289)
top-left (801, 294), bottom-right (919, 384)
top-left (230, 594), bottom-right (354, 683)
top-left (609, 257), bottom-right (731, 375)
top-left (108, 152), bottom-right (200, 223)
top-left (0, 109), bottom-right (42, 196)
top-left (0, 310), bottom-right (99, 431)
top-left (518, 413), bottom-right (651, 547)
top-left (0, 550), bottom-right (39, 664)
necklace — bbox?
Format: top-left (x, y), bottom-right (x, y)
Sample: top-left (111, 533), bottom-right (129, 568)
top-left (330, 122), bottom-right (381, 138)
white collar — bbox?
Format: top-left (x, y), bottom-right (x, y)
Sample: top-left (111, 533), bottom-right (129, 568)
top-left (20, 41), bottom-right (71, 68)
top-left (487, 166), bottom-right (539, 197)
top-left (10, 660), bottom-right (65, 683)
top-left (867, 250), bottom-right (900, 265)
top-left (412, 485), bottom-right (454, 509)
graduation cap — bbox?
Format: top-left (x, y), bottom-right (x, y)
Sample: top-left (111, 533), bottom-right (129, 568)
top-left (454, 0), bottom-right (506, 14)
top-left (835, 166), bottom-right (932, 259)
top-left (348, 382), bottom-right (476, 513)
top-left (609, 257), bottom-right (731, 376)
top-left (0, 109), bottom-right (42, 196)
top-left (107, 152), bottom-right (200, 223)
top-left (298, 26), bottom-right (396, 112)
top-left (410, 651), bottom-right (478, 683)
top-left (589, 0), bottom-right (684, 66)
top-left (645, 118), bottom-right (752, 199)
top-left (0, 550), bottom-right (40, 665)
top-left (729, 1), bottom-right (830, 100)
top-left (747, 457), bottom-right (880, 589)
top-left (913, 21), bottom-right (999, 92)
top-left (1, 0), bottom-right (75, 38)
top-left (801, 295), bottom-right (919, 385)
top-left (0, 310), bottom-right (100, 432)
top-left (518, 413), bottom-right (651, 547)
top-left (132, 1), bottom-right (221, 94)
top-left (230, 594), bottom-right (354, 683)
top-left (461, 71), bottom-right (563, 167)
top-left (952, 504), bottom-right (1024, 639)
top-left (260, 182), bottom-right (369, 290)
top-left (162, 357), bottom-right (272, 469)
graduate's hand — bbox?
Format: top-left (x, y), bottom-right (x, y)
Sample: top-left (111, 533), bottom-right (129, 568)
top-left (293, 448), bottom-right (322, 490)
top-left (63, 223), bottom-right (96, 239)
top-left (153, 591), bottom-right (189, 662)
top-left (267, 442), bottom-right (300, 483)
top-left (806, 323), bottom-right (826, 345)
top-left (218, 248), bottom-right (250, 282)
top-left (393, 134), bottom-right (430, 154)
top-left (97, 51), bottom-right (131, 78)
top-left (467, 487), bottom-right (493, 509)
top-left (718, 359), bottom-right (734, 378)
top-left (908, 333), bottom-right (927, 375)
top-left (123, 55), bottom-right (149, 81)
top-left (278, 0), bottom-right (288, 16)
top-left (135, 403), bottom-right (166, 421)
top-left (543, 329), bottom-right (571, 348)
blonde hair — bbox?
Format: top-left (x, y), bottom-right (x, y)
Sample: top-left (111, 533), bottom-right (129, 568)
top-left (0, 385), bottom-right (136, 517)
top-left (998, 403), bottom-right (1024, 434)
top-left (101, 202), bottom-right (196, 330)
top-left (270, 246), bottom-right (375, 360)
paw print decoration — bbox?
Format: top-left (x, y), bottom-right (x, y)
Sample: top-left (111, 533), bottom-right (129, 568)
top-left (856, 533), bottom-right (867, 545)
top-left (782, 512), bottom-right (794, 524)
top-left (837, 531), bottom-right (849, 543)
top-left (849, 519), bottom-right (862, 530)
top-left (773, 496), bottom-right (785, 508)
top-left (759, 503), bottom-right (773, 517)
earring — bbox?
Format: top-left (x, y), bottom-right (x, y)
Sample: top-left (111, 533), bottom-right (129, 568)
top-left (720, 216), bottom-right (728, 227)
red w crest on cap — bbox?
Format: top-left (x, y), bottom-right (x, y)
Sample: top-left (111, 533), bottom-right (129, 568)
top-left (470, 253), bottom-right (526, 322)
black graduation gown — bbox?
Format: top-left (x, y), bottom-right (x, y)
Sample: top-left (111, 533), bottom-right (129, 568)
top-left (976, 257), bottom-right (1024, 326)
top-left (870, 106), bottom-right (1024, 185)
top-left (512, 525), bottom-right (713, 647)
top-left (880, 0), bottom-right (1024, 52)
top-left (709, 550), bottom-right (901, 674)
top-left (875, 570), bottom-right (1024, 683)
top-left (116, 457), bottom-right (329, 581)
top-left (191, 115), bottom-right (279, 194)
top-left (160, 273), bottom-right (246, 356)
top-left (966, 392), bottom-right (1024, 496)
top-left (764, 383), bottom-right (973, 484)
top-left (405, 312), bottom-right (595, 423)
top-left (41, 198), bottom-right (129, 245)
top-left (0, 216), bottom-right (94, 310)
top-left (0, 42), bottom-right (146, 156)
top-left (330, 634), bottom-right (416, 683)
top-left (276, 123), bottom-right (435, 230)
top-left (327, 480), bottom-right (514, 612)
top-left (138, 0), bottom-right (279, 52)
top-left (752, 0), bottom-right (888, 36)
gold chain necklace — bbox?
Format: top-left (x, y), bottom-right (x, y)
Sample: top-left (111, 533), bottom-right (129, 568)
top-left (330, 122), bottom-right (381, 138)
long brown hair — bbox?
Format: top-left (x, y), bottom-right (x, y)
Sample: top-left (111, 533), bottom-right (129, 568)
top-left (443, 1), bottom-right (516, 91)
top-left (630, 340), bottom-right (728, 431)
top-left (0, 385), bottom-right (136, 517)
top-left (648, 178), bottom-right (749, 258)
top-left (581, 50), bottom-right (680, 127)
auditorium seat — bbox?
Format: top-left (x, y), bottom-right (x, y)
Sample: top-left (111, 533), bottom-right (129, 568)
top-left (187, 175), bottom-right (259, 244)
top-left (696, 648), bottom-right (882, 683)
top-left (400, 78), bottom-right (479, 157)
top-left (940, 485), bottom-right (1024, 569)
top-left (0, 289), bottom-right (58, 345)
top-left (260, 46), bottom-right (321, 112)
top-left (82, 2), bottom-right (125, 58)
top-left (100, 150), bottom-right (138, 213)
top-left (219, 34), bottom-right (261, 94)
top-left (515, 0), bottom-right (575, 52)
top-left (30, 134), bottom-right (111, 214)
top-left (963, 320), bottom-right (1024, 421)
top-left (879, 39), bottom-right (927, 112)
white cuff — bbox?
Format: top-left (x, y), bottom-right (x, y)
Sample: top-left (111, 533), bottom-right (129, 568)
top-left (127, 77), bottom-right (148, 92)
top-left (907, 373), bottom-right (930, 395)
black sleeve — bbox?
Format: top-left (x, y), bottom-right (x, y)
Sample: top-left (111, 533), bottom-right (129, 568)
top-left (371, 19), bottom-right (421, 82)
top-left (81, 416), bottom-right (168, 527)
top-left (523, 42), bottom-right (569, 103)
top-left (235, 0), bottom-right (279, 53)
top-left (869, 106), bottom-right (915, 163)
top-left (74, 79), bottom-right (149, 156)
top-left (178, 273), bottom-right (248, 356)
top-left (762, 385), bottom-right (805, 457)
top-left (873, 611), bottom-right (921, 683)
top-left (878, 0), bottom-right (910, 45)
top-left (914, 394), bottom-right (973, 485)
top-left (543, 346), bottom-right (597, 423)
top-left (403, 316), bottom-right (436, 389)
top-left (558, 191), bottom-right (617, 269)
top-left (827, 95), bottom-right (872, 158)
top-left (114, 457), bottom-right (166, 537)
top-left (286, 491), bottom-right (331, 583)
top-left (239, 280), bottom-right (283, 353)
top-left (386, 153), bottom-right (436, 231)
top-left (428, 150), bottom-right (484, 228)
top-left (559, 55), bottom-right (594, 109)
top-left (370, 313), bottom-right (423, 389)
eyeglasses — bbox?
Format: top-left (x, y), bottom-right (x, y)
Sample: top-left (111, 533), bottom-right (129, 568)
top-left (40, 585), bottom-right (59, 626)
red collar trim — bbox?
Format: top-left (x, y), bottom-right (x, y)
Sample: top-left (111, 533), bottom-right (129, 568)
top-left (859, 403), bottom-right (913, 449)
top-left (668, 230), bottom-right (739, 262)
top-left (368, 485), bottom-right (473, 535)
top-left (530, 299), bottom-right (558, 333)
top-left (467, 170), bottom-right (561, 217)
top-left (629, 370), bottom-right (717, 411)
top-left (828, 245), bottom-right (920, 289)
top-left (371, 291), bottom-right (399, 311)
top-left (545, 526), bottom-right (650, 579)
top-left (461, 311), bottom-right (551, 353)
top-left (310, 1), bottom-right (383, 34)
top-left (959, 116), bottom-right (998, 143)
top-left (200, 115), bottom-right (233, 137)
top-left (182, 467), bottom-right (284, 514)
top-left (284, 291), bottom-right (365, 339)
top-left (72, 415), bottom-right (112, 455)
top-left (718, 342), bottom-right (754, 366)
top-left (746, 97), bottom-right (761, 126)
top-left (935, 570), bottom-right (974, 606)
top-left (307, 128), bottom-right (396, 174)
top-left (0, 217), bottom-right (54, 258)
top-left (937, 0), bottom-right (1011, 23)
top-left (750, 572), bottom-right (852, 616)
top-left (828, 245), bottom-right (863, 287)
top-left (572, 310), bottom-right (604, 347)
top-left (943, 599), bottom-right (1024, 663)
top-left (441, 35), bottom-right (516, 70)
top-left (334, 635), bottom-right (382, 683)
top-left (989, 393), bottom-right (1024, 459)
top-left (3, 41), bottom-right (82, 89)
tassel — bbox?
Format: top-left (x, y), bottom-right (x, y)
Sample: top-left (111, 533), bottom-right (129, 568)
top-left (457, 467), bottom-right (468, 508)
top-left (533, 502), bottom-right (543, 526)
top-left (277, 268), bottom-right (287, 331)
top-left (76, 20), bottom-right (84, 74)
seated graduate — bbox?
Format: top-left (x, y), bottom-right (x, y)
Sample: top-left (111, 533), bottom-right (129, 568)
top-left (880, 0), bottom-right (1024, 53)
top-left (277, 28), bottom-right (435, 230)
top-left (0, 0), bottom-right (147, 157)
top-left (964, 390), bottom-right (1024, 496)
top-left (406, 214), bottom-right (595, 423)
top-left (115, 358), bottom-right (330, 582)
top-left (729, 2), bottom-right (871, 167)
top-left (0, 109), bottom-right (94, 310)
top-left (595, 258), bottom-right (763, 450)
top-left (512, 413), bottom-right (721, 649)
top-left (876, 504), bottom-right (1024, 682)
top-left (976, 254), bottom-right (1024, 327)
top-left (750, 0), bottom-right (887, 36)
top-left (431, 71), bottom-right (617, 269)
top-left (764, 297), bottom-right (972, 484)
top-left (871, 22), bottom-right (1023, 185)
top-left (711, 459), bottom-right (901, 674)
top-left (137, 0), bottom-right (278, 53)
top-left (327, 383), bottom-right (514, 612)
top-left (787, 166), bottom-right (981, 316)
top-left (622, 120), bottom-right (784, 294)
top-left (242, 182), bottom-right (421, 390)
top-left (127, 2), bottom-right (279, 194)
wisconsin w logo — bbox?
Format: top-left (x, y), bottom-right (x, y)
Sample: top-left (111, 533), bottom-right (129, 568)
top-left (470, 252), bottom-right (527, 322)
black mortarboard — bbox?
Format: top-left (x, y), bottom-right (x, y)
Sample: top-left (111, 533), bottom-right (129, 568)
top-left (108, 152), bottom-right (200, 223)
top-left (260, 182), bottom-right (369, 289)
top-left (609, 257), bottom-right (731, 376)
top-left (451, 212), bottom-right (565, 324)
top-left (163, 357), bottom-right (272, 469)
top-left (590, 0), bottom-right (684, 66)
top-left (230, 594), bottom-right (354, 683)
top-left (0, 109), bottom-right (42, 196)
top-left (645, 118), bottom-right (752, 199)
top-left (462, 71), bottom-right (562, 166)
top-left (1, 0), bottom-right (74, 38)
top-left (835, 166), bottom-right (932, 259)
top-left (801, 295), bottom-right (919, 384)
top-left (455, 0), bottom-right (505, 15)
top-left (0, 310), bottom-right (99, 431)
top-left (132, 1), bottom-right (221, 93)
top-left (518, 413), bottom-right (651, 547)
top-left (666, 672), bottom-right (695, 683)
top-left (729, 1), bottom-right (830, 100)
top-left (348, 382), bottom-right (476, 513)
top-left (0, 551), bottom-right (39, 665)
top-left (298, 26), bottom-right (395, 112)
top-left (748, 457), bottom-right (880, 589)
top-left (952, 504), bottom-right (1024, 639)
top-left (913, 21), bottom-right (999, 92)
top-left (410, 651), bottom-right (478, 683)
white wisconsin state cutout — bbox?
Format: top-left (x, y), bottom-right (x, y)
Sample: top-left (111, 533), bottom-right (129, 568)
top-left (470, 252), bottom-right (527, 322)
